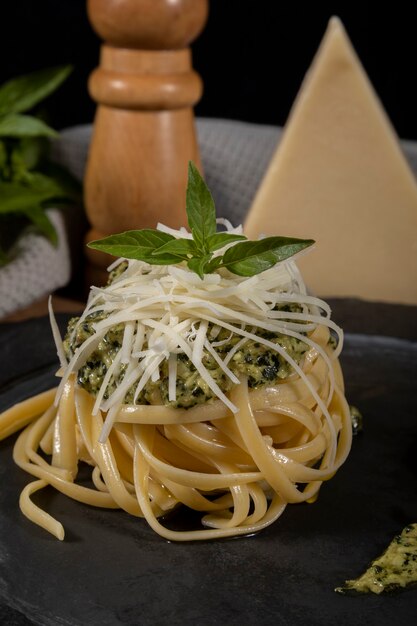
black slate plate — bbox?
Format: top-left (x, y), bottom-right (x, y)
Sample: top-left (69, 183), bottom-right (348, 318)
top-left (1, 324), bottom-right (417, 626)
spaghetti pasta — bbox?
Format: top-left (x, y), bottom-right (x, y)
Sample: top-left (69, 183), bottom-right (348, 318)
top-left (0, 226), bottom-right (352, 542)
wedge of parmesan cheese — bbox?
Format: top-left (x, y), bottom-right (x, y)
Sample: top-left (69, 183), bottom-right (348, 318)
top-left (244, 17), bottom-right (417, 304)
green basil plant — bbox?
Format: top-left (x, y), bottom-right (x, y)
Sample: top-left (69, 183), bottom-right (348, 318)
top-left (0, 66), bottom-right (81, 266)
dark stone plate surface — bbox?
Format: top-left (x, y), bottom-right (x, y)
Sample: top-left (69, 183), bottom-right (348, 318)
top-left (0, 316), bottom-right (416, 625)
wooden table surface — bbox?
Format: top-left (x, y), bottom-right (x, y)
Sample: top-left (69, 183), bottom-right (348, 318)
top-left (2, 295), bottom-right (85, 323)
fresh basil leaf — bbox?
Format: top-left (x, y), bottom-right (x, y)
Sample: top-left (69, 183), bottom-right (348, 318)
top-left (0, 114), bottom-right (58, 138)
top-left (151, 237), bottom-right (199, 259)
top-left (12, 137), bottom-right (47, 171)
top-left (221, 237), bottom-right (315, 276)
top-left (41, 161), bottom-right (82, 201)
top-left (204, 255), bottom-right (223, 273)
top-left (0, 66), bottom-right (72, 116)
top-left (26, 172), bottom-right (75, 197)
top-left (186, 162), bottom-right (216, 251)
top-left (0, 187), bottom-right (38, 212)
top-left (187, 254), bottom-right (212, 280)
top-left (87, 229), bottom-right (181, 263)
top-left (22, 205), bottom-right (57, 245)
top-left (206, 232), bottom-right (247, 252)
top-left (9, 148), bottom-right (31, 184)
top-left (83, 164), bottom-right (315, 280)
top-left (0, 181), bottom-right (69, 213)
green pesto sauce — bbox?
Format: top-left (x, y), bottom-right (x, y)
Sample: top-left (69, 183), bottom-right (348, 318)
top-left (107, 260), bottom-right (128, 285)
top-left (349, 405), bottom-right (363, 435)
top-left (63, 303), bottom-right (309, 408)
top-left (336, 524), bottom-right (417, 594)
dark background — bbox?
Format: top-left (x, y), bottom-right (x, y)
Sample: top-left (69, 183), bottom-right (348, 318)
top-left (1, 1), bottom-right (417, 138)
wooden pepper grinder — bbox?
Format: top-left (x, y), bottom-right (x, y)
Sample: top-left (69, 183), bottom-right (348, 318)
top-left (85, 0), bottom-right (208, 284)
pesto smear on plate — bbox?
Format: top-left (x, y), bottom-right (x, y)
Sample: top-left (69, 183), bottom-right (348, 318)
top-left (336, 524), bottom-right (417, 594)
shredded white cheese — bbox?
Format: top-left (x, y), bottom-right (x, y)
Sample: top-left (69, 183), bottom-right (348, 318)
top-left (168, 353), bottom-right (177, 402)
top-left (53, 223), bottom-right (342, 446)
top-left (48, 297), bottom-right (67, 368)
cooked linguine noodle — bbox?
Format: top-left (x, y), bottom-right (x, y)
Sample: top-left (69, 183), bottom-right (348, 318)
top-left (0, 227), bottom-right (352, 541)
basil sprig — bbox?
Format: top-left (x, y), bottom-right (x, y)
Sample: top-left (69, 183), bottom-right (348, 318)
top-left (88, 162), bottom-right (314, 279)
top-left (0, 65), bottom-right (80, 265)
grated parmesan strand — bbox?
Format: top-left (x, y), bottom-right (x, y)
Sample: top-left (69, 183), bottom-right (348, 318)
top-left (168, 353), bottom-right (177, 402)
top-left (48, 297), bottom-right (67, 368)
